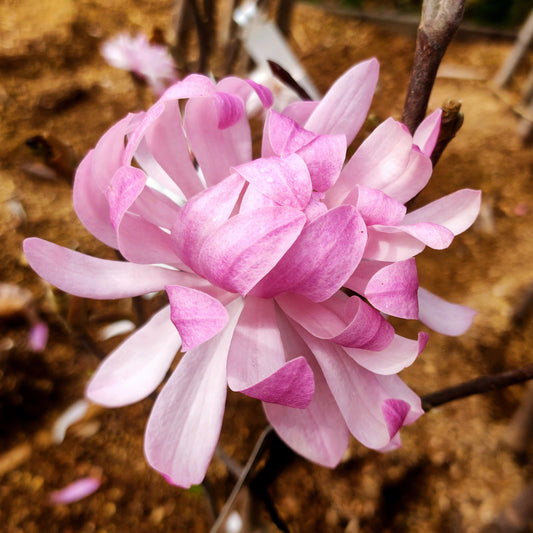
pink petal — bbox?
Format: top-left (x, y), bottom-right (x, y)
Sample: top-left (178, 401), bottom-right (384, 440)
top-left (327, 118), bottom-right (413, 207)
top-left (172, 173), bottom-right (246, 270)
top-left (86, 305), bottom-right (180, 407)
top-left (295, 324), bottom-right (422, 450)
top-left (159, 73), bottom-right (215, 101)
top-left (144, 298), bottom-right (244, 488)
top-left (28, 321), bottom-right (48, 352)
top-left (144, 99), bottom-right (204, 199)
top-left (198, 206), bottom-right (306, 295)
top-left (49, 477), bottom-right (101, 504)
top-left (364, 223), bottom-right (453, 261)
top-left (276, 292), bottom-right (394, 351)
top-left (418, 287), bottom-right (477, 336)
top-left (344, 332), bottom-right (428, 375)
top-left (227, 297), bottom-right (314, 408)
top-left (266, 110), bottom-right (316, 157)
top-left (386, 148), bottom-right (433, 204)
top-left (382, 399), bottom-right (411, 438)
top-left (255, 206), bottom-right (367, 301)
top-left (413, 108), bottom-right (442, 156)
top-left (233, 154), bottom-right (312, 209)
top-left (296, 134), bottom-right (346, 192)
top-left (166, 285), bottom-right (229, 351)
top-left (281, 100), bottom-right (319, 125)
top-left (264, 356), bottom-right (349, 467)
top-left (346, 258), bottom-right (419, 319)
top-left (263, 311), bottom-right (350, 467)
top-left (213, 91), bottom-right (246, 129)
top-left (403, 189), bottom-right (482, 235)
top-left (23, 238), bottom-right (202, 299)
top-left (343, 185), bottom-right (406, 226)
top-left (184, 96), bottom-right (252, 187)
top-left (305, 58), bottom-right (379, 145)
top-left (217, 76), bottom-right (274, 110)
top-left (107, 166), bottom-right (146, 232)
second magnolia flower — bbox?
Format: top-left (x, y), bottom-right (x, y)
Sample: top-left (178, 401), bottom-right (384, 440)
top-left (24, 58), bottom-right (481, 488)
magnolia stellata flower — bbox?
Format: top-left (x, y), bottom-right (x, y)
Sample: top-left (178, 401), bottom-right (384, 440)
top-left (24, 58), bottom-right (481, 488)
top-left (101, 33), bottom-right (177, 95)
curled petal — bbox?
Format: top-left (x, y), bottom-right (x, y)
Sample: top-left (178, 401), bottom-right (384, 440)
top-left (344, 185), bottom-right (406, 226)
top-left (413, 108), bottom-right (442, 157)
top-left (346, 259), bottom-right (419, 319)
top-left (23, 238), bottom-right (199, 299)
top-left (344, 332), bottom-right (428, 375)
top-left (364, 223), bottom-right (453, 261)
top-left (172, 173), bottom-right (246, 270)
top-left (233, 154), bottom-right (312, 209)
top-left (256, 205), bottom-right (367, 301)
top-left (184, 96), bottom-right (252, 187)
top-left (227, 297), bottom-right (314, 408)
top-left (159, 73), bottom-right (215, 101)
top-left (145, 298), bottom-right (244, 488)
top-left (276, 292), bottom-right (394, 351)
top-left (403, 189), bottom-right (482, 235)
top-left (86, 306), bottom-right (180, 407)
top-left (107, 166), bottom-right (146, 232)
top-left (167, 285), bottom-right (229, 351)
top-left (198, 206), bottom-right (306, 295)
top-left (418, 287), bottom-right (477, 336)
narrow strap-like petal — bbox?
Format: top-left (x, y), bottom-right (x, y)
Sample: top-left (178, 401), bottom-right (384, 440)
top-left (144, 298), bottom-right (244, 488)
top-left (418, 287), bottom-right (477, 336)
top-left (304, 58), bottom-right (379, 145)
top-left (23, 238), bottom-right (207, 299)
top-left (403, 189), bottom-right (482, 235)
top-left (86, 305), bottom-right (180, 407)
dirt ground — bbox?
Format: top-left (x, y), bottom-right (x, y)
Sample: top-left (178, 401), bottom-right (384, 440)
top-left (1, 1), bottom-right (533, 532)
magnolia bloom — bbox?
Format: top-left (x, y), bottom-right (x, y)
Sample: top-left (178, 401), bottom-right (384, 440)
top-left (24, 58), bottom-right (481, 488)
top-left (101, 33), bottom-right (177, 95)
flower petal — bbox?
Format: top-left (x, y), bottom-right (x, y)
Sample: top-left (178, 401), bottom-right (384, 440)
top-left (233, 154), bottom-right (312, 209)
top-left (276, 292), bottom-right (394, 351)
top-left (144, 298), bottom-right (244, 488)
top-left (343, 185), bottom-right (406, 226)
top-left (23, 238), bottom-right (199, 299)
top-left (344, 332), bottom-right (428, 375)
top-left (86, 305), bottom-right (181, 407)
top-left (263, 311), bottom-right (349, 467)
top-left (166, 285), bottom-right (229, 351)
top-left (413, 108), bottom-right (442, 156)
top-left (346, 259), bottom-right (419, 319)
top-left (327, 118), bottom-right (413, 207)
top-left (256, 206), bottom-right (367, 301)
top-left (418, 287), bottom-right (477, 336)
top-left (198, 206), bottom-right (306, 295)
top-left (184, 96), bottom-right (252, 187)
top-left (403, 189), bottom-right (482, 235)
top-left (304, 58), bottom-right (379, 145)
top-left (49, 477), bottom-right (101, 504)
top-left (227, 297), bottom-right (314, 408)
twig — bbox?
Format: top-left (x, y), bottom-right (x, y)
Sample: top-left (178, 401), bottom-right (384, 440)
top-left (209, 425), bottom-right (274, 533)
top-left (422, 363), bottom-right (533, 411)
top-left (402, 0), bottom-right (466, 134)
top-left (431, 98), bottom-right (464, 166)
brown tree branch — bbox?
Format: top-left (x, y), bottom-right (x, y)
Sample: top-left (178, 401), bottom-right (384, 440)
top-left (402, 0), bottom-right (466, 134)
top-left (422, 363), bottom-right (533, 411)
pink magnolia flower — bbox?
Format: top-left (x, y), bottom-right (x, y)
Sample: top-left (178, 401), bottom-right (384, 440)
top-left (101, 33), bottom-right (177, 95)
top-left (24, 59), bottom-right (481, 488)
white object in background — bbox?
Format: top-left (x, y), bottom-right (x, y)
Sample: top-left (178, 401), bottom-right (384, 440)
top-left (234, 0), bottom-right (321, 102)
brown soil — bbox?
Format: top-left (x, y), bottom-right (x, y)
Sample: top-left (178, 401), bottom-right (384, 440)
top-left (1, 1), bottom-right (533, 532)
